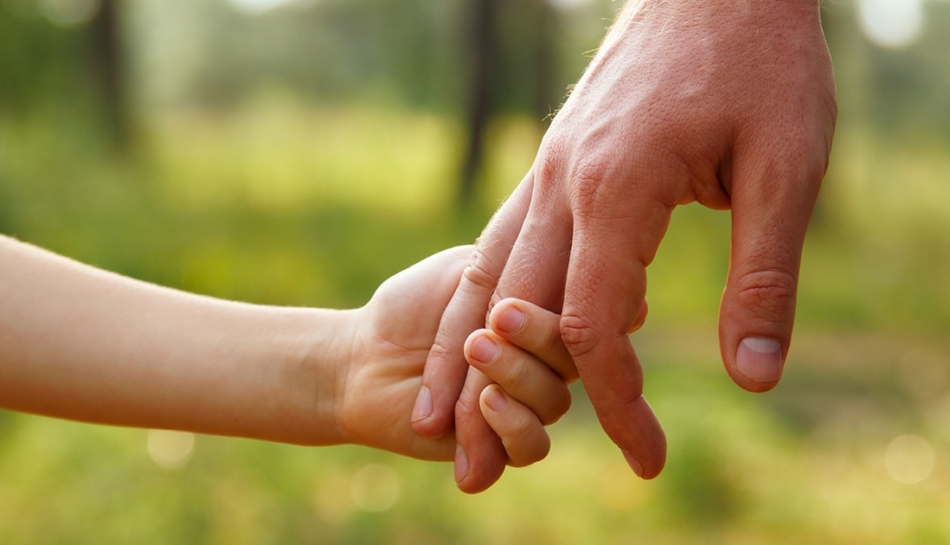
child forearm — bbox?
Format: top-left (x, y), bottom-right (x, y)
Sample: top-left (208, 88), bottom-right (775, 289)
top-left (0, 236), bottom-right (352, 445)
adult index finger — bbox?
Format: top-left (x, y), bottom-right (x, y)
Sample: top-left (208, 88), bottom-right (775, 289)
top-left (411, 175), bottom-right (533, 439)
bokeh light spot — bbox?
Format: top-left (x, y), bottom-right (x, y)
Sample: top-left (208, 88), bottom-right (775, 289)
top-left (884, 434), bottom-right (934, 484)
top-left (228, 0), bottom-right (301, 14)
top-left (547, 0), bottom-right (594, 10)
top-left (314, 474), bottom-right (356, 524)
top-left (40, 0), bottom-right (101, 26)
top-left (857, 0), bottom-right (924, 49)
top-left (147, 430), bottom-right (196, 470)
top-left (350, 464), bottom-right (401, 512)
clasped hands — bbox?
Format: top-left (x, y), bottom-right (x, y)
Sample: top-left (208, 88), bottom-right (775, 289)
top-left (407, 0), bottom-right (837, 493)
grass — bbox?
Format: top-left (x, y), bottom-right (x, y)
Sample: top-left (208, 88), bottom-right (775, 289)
top-left (1, 96), bottom-right (950, 543)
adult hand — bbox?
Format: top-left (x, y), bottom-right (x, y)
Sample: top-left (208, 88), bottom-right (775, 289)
top-left (348, 247), bottom-right (574, 462)
top-left (412, 0), bottom-right (836, 492)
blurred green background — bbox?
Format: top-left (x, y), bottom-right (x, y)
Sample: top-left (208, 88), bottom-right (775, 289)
top-left (1, 0), bottom-right (949, 543)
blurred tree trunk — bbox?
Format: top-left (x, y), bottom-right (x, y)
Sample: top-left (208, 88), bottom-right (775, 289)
top-left (459, 0), bottom-right (498, 207)
top-left (458, 0), bottom-right (560, 208)
top-left (89, 0), bottom-right (128, 149)
top-left (532, 0), bottom-right (558, 121)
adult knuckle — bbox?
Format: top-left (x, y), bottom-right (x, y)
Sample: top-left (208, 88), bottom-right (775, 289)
top-left (427, 339), bottom-right (452, 362)
top-left (569, 153), bottom-right (612, 212)
top-left (427, 338), bottom-right (466, 371)
top-left (454, 388), bottom-right (483, 420)
top-left (559, 313), bottom-right (599, 360)
top-left (455, 400), bottom-right (479, 422)
top-left (534, 139), bottom-right (566, 194)
top-left (734, 269), bottom-right (797, 322)
top-left (461, 247), bottom-right (500, 292)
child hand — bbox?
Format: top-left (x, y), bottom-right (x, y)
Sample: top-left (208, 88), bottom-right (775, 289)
top-left (339, 246), bottom-right (578, 482)
top-left (464, 299), bottom-right (578, 468)
top-left (339, 246), bottom-right (470, 461)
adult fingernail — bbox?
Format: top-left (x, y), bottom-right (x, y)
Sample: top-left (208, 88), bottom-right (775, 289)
top-left (483, 386), bottom-right (508, 413)
top-left (621, 448), bottom-right (645, 478)
top-left (736, 337), bottom-right (784, 384)
top-left (471, 336), bottom-right (499, 364)
top-left (411, 386), bottom-right (432, 423)
top-left (454, 445), bottom-right (470, 483)
top-left (495, 306), bottom-right (525, 335)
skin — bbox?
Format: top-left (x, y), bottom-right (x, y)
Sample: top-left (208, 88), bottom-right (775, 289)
top-left (0, 237), bottom-right (573, 464)
top-left (347, 248), bottom-right (576, 461)
top-left (464, 297), bottom-right (577, 472)
top-left (413, 0), bottom-right (837, 493)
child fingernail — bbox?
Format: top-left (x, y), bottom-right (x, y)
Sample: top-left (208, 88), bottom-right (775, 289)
top-left (496, 306), bottom-right (525, 335)
top-left (483, 386), bottom-right (508, 413)
top-left (471, 336), bottom-right (499, 364)
top-left (411, 387), bottom-right (432, 423)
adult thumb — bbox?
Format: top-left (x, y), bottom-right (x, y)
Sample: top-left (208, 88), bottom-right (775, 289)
top-left (718, 148), bottom-right (825, 393)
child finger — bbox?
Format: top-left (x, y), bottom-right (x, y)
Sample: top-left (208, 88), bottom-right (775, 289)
top-left (487, 298), bottom-right (577, 382)
top-left (466, 330), bottom-right (572, 425)
top-left (479, 384), bottom-right (551, 468)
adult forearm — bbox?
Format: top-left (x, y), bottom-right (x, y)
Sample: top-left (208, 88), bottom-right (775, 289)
top-left (0, 236), bottom-right (349, 445)
top-left (607, 0), bottom-right (823, 50)
top-left (615, 0), bottom-right (821, 20)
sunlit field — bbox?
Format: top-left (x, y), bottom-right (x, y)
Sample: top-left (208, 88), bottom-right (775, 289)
top-left (3, 1), bottom-right (950, 540)
top-left (1, 88), bottom-right (950, 543)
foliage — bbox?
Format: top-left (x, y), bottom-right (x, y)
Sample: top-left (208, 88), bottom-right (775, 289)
top-left (1, 96), bottom-right (949, 542)
top-left (1, 0), bottom-right (950, 542)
